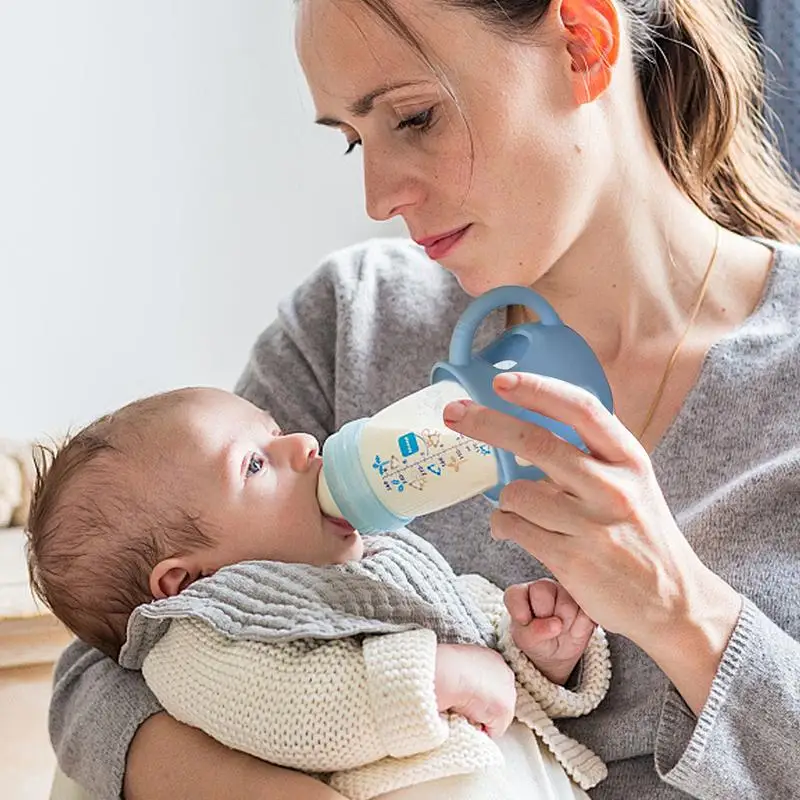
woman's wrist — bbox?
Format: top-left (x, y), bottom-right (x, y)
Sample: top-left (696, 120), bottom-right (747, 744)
top-left (637, 568), bottom-right (742, 716)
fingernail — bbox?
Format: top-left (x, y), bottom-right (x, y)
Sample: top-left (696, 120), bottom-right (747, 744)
top-left (490, 526), bottom-right (508, 542)
top-left (443, 399), bottom-right (471, 424)
top-left (495, 373), bottom-right (520, 391)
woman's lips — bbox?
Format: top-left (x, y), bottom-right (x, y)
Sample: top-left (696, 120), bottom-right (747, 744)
top-left (417, 225), bottom-right (471, 261)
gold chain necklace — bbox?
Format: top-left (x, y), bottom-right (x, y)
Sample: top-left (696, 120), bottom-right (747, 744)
top-left (637, 224), bottom-right (721, 441)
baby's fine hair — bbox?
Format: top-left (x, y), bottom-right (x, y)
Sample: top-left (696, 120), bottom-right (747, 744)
top-left (26, 390), bottom-right (216, 660)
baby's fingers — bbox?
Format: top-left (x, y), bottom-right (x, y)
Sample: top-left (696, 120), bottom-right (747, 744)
top-left (568, 609), bottom-right (596, 644)
top-left (504, 583), bottom-right (535, 625)
top-left (528, 578), bottom-right (560, 619)
top-left (510, 615), bottom-right (563, 655)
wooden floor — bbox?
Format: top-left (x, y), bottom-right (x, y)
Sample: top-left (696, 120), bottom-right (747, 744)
top-left (1, 528), bottom-right (72, 800)
top-left (0, 663), bottom-right (57, 799)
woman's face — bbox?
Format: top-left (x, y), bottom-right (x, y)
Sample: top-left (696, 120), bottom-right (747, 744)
top-left (296, 0), bottom-right (615, 296)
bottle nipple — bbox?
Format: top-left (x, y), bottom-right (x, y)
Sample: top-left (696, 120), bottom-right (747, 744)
top-left (317, 467), bottom-right (344, 519)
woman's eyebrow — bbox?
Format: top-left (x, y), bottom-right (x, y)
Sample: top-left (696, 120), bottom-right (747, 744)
top-left (315, 80), bottom-right (428, 126)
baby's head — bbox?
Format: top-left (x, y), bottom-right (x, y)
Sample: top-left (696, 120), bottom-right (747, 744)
top-left (26, 387), bottom-right (362, 659)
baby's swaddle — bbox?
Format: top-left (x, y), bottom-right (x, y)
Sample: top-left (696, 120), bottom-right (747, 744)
top-left (120, 528), bottom-right (608, 795)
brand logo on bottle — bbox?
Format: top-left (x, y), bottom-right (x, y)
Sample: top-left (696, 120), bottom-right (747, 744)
top-left (398, 433), bottom-right (420, 457)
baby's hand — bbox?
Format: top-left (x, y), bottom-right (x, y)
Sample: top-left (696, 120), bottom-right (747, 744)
top-left (504, 578), bottom-right (595, 686)
top-left (434, 643), bottom-right (516, 738)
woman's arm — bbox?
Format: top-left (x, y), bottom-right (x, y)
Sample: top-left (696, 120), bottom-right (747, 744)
top-left (442, 375), bottom-right (744, 711)
top-left (652, 598), bottom-right (800, 798)
top-left (443, 371), bottom-right (800, 799)
top-left (50, 639), bottom-right (343, 800)
top-left (125, 713), bottom-right (345, 800)
top-left (50, 639), bottom-right (163, 799)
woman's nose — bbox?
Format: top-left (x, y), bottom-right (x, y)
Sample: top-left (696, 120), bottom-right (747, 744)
top-left (273, 433), bottom-right (320, 472)
top-left (363, 149), bottom-right (424, 222)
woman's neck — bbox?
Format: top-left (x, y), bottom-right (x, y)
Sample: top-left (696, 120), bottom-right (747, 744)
top-left (529, 163), bottom-right (761, 372)
top-left (522, 158), bottom-right (773, 445)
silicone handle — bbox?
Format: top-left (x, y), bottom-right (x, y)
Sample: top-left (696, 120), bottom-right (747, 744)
top-left (434, 283), bottom-right (612, 502)
top-left (449, 285), bottom-right (561, 366)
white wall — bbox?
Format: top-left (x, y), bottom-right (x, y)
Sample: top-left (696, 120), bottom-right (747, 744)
top-left (0, 1), bottom-right (401, 440)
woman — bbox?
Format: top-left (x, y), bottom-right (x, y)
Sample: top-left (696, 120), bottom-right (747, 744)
top-left (51, 1), bottom-right (800, 798)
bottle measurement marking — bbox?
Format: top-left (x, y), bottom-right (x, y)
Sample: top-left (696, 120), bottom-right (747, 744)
top-left (372, 430), bottom-right (492, 494)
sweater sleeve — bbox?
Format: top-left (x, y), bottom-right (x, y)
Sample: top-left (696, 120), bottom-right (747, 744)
top-left (141, 620), bottom-right (449, 773)
top-left (499, 618), bottom-right (611, 720)
top-left (233, 238), bottom-right (472, 443)
top-left (49, 638), bottom-right (164, 800)
top-left (655, 597), bottom-right (800, 798)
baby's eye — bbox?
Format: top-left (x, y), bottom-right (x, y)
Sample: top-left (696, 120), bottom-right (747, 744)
top-left (246, 453), bottom-right (266, 478)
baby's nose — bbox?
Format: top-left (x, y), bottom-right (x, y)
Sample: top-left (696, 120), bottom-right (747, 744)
top-left (280, 433), bottom-right (320, 472)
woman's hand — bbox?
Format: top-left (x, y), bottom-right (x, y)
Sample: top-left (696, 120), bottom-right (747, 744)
top-left (434, 643), bottom-right (517, 738)
top-left (504, 578), bottom-right (595, 685)
top-left (443, 372), bottom-right (742, 713)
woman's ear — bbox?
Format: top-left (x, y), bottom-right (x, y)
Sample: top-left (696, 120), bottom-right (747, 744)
top-left (150, 557), bottom-right (201, 599)
top-left (559, 0), bottom-right (620, 105)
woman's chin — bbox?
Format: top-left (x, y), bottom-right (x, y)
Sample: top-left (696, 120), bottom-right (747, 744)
top-left (442, 257), bottom-right (517, 297)
top-left (442, 262), bottom-right (490, 296)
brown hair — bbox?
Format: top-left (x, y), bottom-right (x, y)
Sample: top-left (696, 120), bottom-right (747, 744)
top-left (353, 0), bottom-right (800, 242)
top-left (26, 392), bottom-right (216, 660)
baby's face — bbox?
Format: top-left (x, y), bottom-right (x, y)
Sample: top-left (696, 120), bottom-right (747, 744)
top-left (149, 389), bottom-right (363, 590)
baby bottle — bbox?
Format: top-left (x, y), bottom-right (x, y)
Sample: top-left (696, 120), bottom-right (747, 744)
top-left (317, 286), bottom-right (613, 533)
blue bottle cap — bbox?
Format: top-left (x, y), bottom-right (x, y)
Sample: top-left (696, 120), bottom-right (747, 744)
top-left (320, 418), bottom-right (413, 534)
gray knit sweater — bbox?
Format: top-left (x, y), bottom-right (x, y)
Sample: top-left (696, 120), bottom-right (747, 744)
top-left (51, 238), bottom-right (800, 799)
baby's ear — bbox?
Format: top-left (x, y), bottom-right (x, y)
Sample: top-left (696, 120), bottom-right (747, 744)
top-left (150, 558), bottom-right (200, 599)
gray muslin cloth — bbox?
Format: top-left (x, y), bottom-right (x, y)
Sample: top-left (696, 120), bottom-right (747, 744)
top-left (119, 527), bottom-right (496, 670)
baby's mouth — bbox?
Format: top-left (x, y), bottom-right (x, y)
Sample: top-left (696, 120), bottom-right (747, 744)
top-left (324, 513), bottom-right (357, 537)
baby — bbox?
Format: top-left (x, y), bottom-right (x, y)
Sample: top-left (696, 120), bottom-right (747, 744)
top-left (27, 387), bottom-right (610, 799)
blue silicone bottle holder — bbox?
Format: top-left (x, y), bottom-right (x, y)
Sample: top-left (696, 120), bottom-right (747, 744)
top-left (431, 285), bottom-right (613, 502)
top-left (320, 285), bottom-right (613, 533)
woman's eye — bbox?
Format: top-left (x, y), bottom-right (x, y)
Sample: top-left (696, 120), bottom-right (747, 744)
top-left (397, 107), bottom-right (435, 133)
top-left (245, 454), bottom-right (266, 478)
top-left (342, 107), bottom-right (435, 155)
top-left (342, 108), bottom-right (435, 155)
